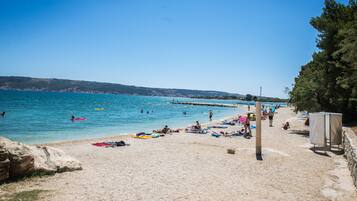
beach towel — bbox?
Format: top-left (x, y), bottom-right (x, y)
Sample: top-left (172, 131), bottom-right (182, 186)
top-left (92, 141), bottom-right (128, 147)
top-left (211, 132), bottom-right (221, 138)
top-left (133, 135), bottom-right (152, 139)
top-left (136, 132), bottom-right (146, 136)
top-left (208, 125), bottom-right (229, 129)
top-left (222, 120), bottom-right (235, 125)
top-left (151, 133), bottom-right (160, 138)
top-left (92, 142), bottom-right (111, 147)
top-left (186, 128), bottom-right (208, 134)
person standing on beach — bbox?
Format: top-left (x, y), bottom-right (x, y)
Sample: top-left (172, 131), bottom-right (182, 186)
top-left (209, 110), bottom-right (213, 121)
top-left (244, 114), bottom-right (252, 137)
top-left (248, 105), bottom-right (250, 111)
top-left (268, 108), bottom-right (274, 127)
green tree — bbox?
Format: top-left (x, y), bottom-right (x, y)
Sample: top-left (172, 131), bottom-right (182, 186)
top-left (290, 0), bottom-right (357, 121)
top-left (245, 94), bottom-right (253, 101)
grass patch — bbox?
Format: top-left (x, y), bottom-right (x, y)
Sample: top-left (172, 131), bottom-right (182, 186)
top-left (1, 190), bottom-right (48, 201)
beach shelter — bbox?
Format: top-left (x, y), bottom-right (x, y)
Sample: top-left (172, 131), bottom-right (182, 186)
top-left (309, 112), bottom-right (342, 148)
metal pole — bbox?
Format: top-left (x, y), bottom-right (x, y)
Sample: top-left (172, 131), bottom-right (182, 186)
top-left (256, 102), bottom-right (262, 156)
top-left (329, 114), bottom-right (332, 151)
top-left (259, 86), bottom-right (262, 98)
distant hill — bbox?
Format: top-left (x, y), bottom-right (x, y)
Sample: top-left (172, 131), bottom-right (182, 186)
top-left (0, 76), bottom-right (244, 98)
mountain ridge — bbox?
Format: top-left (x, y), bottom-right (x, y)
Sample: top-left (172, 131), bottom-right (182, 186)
top-left (0, 76), bottom-right (244, 98)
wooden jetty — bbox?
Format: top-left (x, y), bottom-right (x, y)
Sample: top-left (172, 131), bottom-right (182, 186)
top-left (171, 101), bottom-right (239, 108)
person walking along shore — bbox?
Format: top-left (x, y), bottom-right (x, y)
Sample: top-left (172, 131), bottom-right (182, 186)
top-left (268, 108), bottom-right (274, 127)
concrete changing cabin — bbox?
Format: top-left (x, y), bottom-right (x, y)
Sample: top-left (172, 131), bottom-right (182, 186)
top-left (309, 112), bottom-right (342, 148)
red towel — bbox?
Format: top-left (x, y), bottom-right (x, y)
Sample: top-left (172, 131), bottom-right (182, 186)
top-left (92, 142), bottom-right (111, 147)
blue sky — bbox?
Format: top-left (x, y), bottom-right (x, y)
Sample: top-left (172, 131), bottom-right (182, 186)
top-left (0, 0), bottom-right (347, 98)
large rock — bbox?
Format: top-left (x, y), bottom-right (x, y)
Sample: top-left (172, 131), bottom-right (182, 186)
top-left (0, 159), bottom-right (10, 181)
top-left (0, 147), bottom-right (9, 181)
top-left (29, 145), bottom-right (82, 173)
top-left (0, 138), bottom-right (35, 178)
top-left (0, 137), bottom-right (82, 182)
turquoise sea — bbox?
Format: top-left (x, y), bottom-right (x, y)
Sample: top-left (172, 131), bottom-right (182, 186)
top-left (0, 90), bottom-right (246, 144)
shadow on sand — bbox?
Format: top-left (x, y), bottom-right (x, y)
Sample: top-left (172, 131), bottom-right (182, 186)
top-left (288, 130), bottom-right (309, 137)
top-left (309, 146), bottom-right (344, 157)
top-left (256, 153), bottom-right (263, 161)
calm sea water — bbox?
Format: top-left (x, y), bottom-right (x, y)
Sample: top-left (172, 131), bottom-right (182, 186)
top-left (0, 90), bottom-right (244, 144)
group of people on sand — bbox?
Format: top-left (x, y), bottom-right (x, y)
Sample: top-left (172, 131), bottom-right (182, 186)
top-left (151, 105), bottom-right (281, 139)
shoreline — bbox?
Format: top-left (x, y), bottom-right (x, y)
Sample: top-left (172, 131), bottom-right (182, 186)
top-left (40, 104), bottom-right (252, 147)
top-left (1, 106), bottom-right (356, 201)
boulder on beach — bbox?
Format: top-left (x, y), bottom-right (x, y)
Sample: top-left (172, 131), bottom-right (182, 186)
top-left (0, 137), bottom-right (82, 182)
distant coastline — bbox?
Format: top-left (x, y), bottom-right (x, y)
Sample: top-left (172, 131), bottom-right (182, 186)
top-left (0, 76), bottom-right (284, 101)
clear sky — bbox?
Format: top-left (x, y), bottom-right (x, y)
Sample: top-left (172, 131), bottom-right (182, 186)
top-left (0, 0), bottom-right (347, 98)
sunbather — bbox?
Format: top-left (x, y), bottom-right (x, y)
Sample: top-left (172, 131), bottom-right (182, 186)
top-left (282, 122), bottom-right (290, 130)
top-left (194, 121), bottom-right (201, 130)
top-left (185, 121), bottom-right (207, 134)
top-left (154, 125), bottom-right (181, 134)
top-left (153, 125), bottom-right (170, 134)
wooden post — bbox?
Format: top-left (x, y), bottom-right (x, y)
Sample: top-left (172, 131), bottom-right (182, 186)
top-left (256, 102), bottom-right (262, 156)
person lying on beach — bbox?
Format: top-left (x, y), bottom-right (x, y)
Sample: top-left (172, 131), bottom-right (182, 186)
top-left (162, 125), bottom-right (169, 133)
top-left (153, 125), bottom-right (181, 134)
top-left (222, 120), bottom-right (235, 125)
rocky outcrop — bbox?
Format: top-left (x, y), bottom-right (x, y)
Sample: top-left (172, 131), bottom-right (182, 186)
top-left (0, 137), bottom-right (82, 182)
top-left (342, 128), bottom-right (357, 188)
top-left (0, 147), bottom-right (10, 181)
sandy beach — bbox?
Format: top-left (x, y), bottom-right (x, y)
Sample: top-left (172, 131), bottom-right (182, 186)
top-left (1, 106), bottom-right (356, 201)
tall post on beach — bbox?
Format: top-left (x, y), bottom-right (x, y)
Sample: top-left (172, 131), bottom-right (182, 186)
top-left (259, 86), bottom-right (262, 98)
top-left (256, 102), bottom-right (262, 157)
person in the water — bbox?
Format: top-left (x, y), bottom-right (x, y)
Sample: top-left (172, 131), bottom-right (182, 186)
top-left (71, 115), bottom-right (75, 121)
top-left (1, 112), bottom-right (5, 118)
top-left (209, 110), bottom-right (213, 121)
